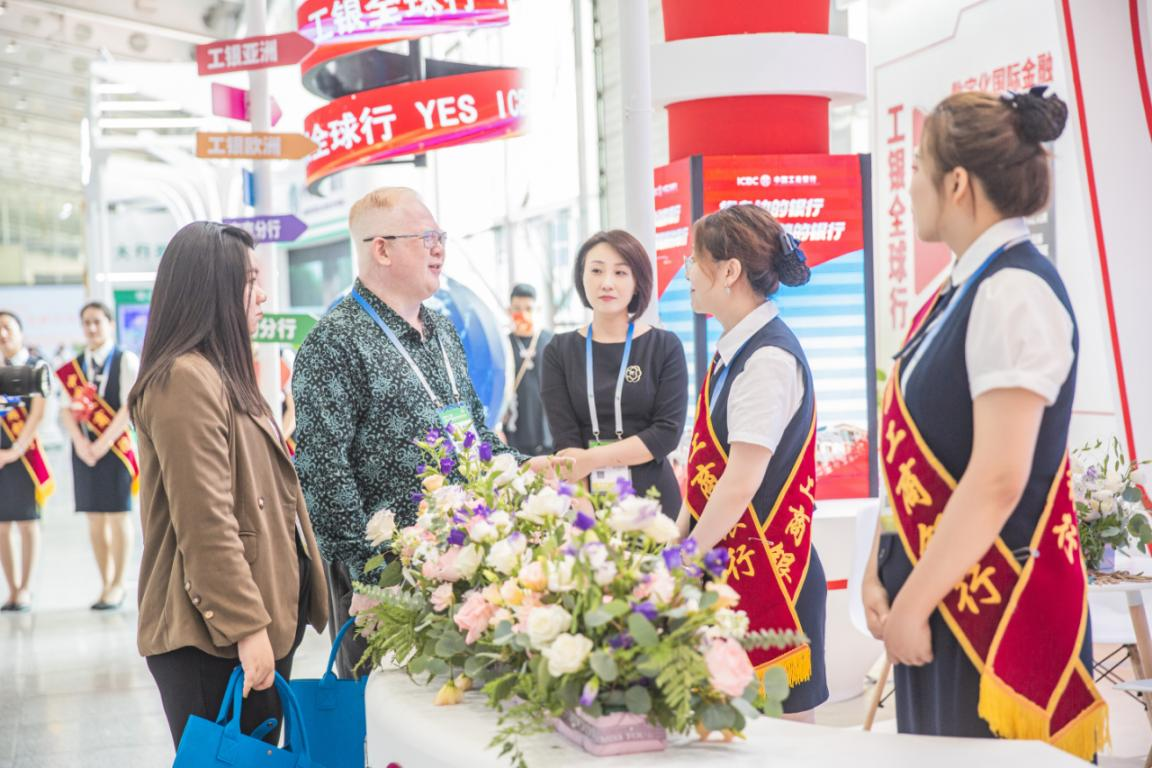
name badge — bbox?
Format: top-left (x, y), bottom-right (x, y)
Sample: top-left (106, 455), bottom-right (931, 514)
top-left (438, 402), bottom-right (474, 437)
top-left (588, 439), bottom-right (631, 496)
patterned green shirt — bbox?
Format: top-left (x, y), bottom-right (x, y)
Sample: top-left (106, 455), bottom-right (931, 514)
top-left (293, 279), bottom-right (521, 577)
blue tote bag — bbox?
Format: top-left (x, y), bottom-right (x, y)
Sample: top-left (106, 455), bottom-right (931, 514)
top-left (290, 619), bottom-right (368, 768)
top-left (173, 668), bottom-right (323, 768)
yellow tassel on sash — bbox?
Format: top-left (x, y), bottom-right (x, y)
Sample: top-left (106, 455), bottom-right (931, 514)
top-left (755, 644), bottom-right (812, 688)
top-left (979, 672), bottom-right (1109, 761)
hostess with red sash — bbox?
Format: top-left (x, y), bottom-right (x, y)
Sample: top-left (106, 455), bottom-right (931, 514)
top-left (685, 315), bottom-right (827, 708)
top-left (57, 348), bottom-right (140, 497)
top-left (0, 397), bottom-right (55, 506)
top-left (880, 238), bottom-right (1106, 760)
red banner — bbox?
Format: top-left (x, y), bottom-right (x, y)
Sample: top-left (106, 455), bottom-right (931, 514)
top-left (304, 68), bottom-right (526, 188)
top-left (297, 0), bottom-right (510, 72)
top-left (653, 158), bottom-right (694, 298)
top-left (701, 155), bottom-right (865, 268)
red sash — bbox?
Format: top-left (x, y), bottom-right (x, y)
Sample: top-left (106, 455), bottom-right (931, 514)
top-left (685, 358), bottom-right (817, 686)
top-left (881, 288), bottom-right (1107, 760)
top-left (56, 359), bottom-right (140, 494)
top-left (0, 404), bottom-right (54, 505)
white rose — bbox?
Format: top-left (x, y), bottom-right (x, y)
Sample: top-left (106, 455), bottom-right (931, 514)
top-left (455, 544), bottom-right (483, 580)
top-left (1100, 499), bottom-right (1117, 515)
top-left (1103, 477), bottom-right (1124, 494)
top-left (521, 487), bottom-right (570, 525)
top-left (642, 513), bottom-right (680, 544)
top-left (714, 609), bottom-right (750, 639)
top-left (488, 510), bottom-right (513, 533)
top-left (469, 519), bottom-right (498, 543)
top-left (487, 535), bottom-right (527, 575)
top-left (526, 605), bottom-right (572, 648)
top-left (365, 508), bottom-right (397, 547)
top-left (548, 557), bottom-right (579, 592)
top-left (608, 496), bottom-right (660, 533)
top-left (594, 561), bottom-right (618, 586)
top-left (542, 633), bottom-right (594, 676)
top-left (582, 542), bottom-right (609, 569)
top-left (490, 454), bottom-right (520, 487)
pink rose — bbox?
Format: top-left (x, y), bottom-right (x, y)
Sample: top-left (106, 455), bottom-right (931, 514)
top-left (454, 591), bottom-right (496, 645)
top-left (430, 583), bottom-right (455, 612)
top-left (704, 638), bottom-right (755, 698)
top-left (434, 547), bottom-right (464, 582)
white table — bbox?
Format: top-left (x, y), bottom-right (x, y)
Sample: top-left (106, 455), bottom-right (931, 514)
top-left (364, 667), bottom-right (1088, 767)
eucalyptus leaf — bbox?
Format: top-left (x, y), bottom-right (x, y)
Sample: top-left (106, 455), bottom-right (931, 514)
top-left (700, 702), bottom-right (736, 731)
top-left (378, 558), bottom-right (403, 587)
top-left (464, 654), bottom-right (494, 678)
top-left (761, 666), bottom-right (790, 700)
top-left (426, 658), bottom-right (448, 677)
top-left (435, 631), bottom-right (466, 658)
top-left (584, 608), bottom-right (615, 629)
top-left (627, 613), bottom-right (660, 647)
top-left (590, 651), bottom-right (619, 682)
top-left (560, 677), bottom-right (582, 709)
top-left (363, 554), bottom-right (386, 575)
top-left (624, 686), bottom-right (652, 715)
top-left (1124, 486), bottom-right (1144, 503)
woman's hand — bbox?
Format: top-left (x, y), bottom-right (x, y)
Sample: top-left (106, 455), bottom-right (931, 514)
top-left (0, 447), bottom-right (18, 468)
top-left (555, 447), bottom-right (594, 482)
top-left (862, 574), bottom-right (891, 641)
top-left (882, 596), bottom-right (933, 666)
top-left (675, 504), bottom-right (692, 540)
top-left (237, 628), bottom-right (276, 696)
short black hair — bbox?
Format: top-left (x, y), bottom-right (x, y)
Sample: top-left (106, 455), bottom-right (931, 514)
top-left (80, 301), bottom-right (114, 322)
top-left (0, 310), bottom-right (22, 330)
top-left (572, 230), bottom-right (653, 320)
top-left (510, 284), bottom-right (536, 301)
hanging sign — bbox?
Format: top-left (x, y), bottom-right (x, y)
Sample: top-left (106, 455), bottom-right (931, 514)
top-left (223, 215), bottom-right (309, 244)
top-left (211, 83), bottom-right (283, 126)
top-left (196, 132), bottom-right (319, 160)
top-left (196, 31), bottom-right (315, 76)
top-left (252, 313), bottom-right (317, 346)
top-left (304, 67), bottom-right (525, 189)
top-left (296, 0), bottom-right (510, 72)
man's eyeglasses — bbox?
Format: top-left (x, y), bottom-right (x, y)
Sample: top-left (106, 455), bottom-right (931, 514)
top-left (362, 230), bottom-right (448, 249)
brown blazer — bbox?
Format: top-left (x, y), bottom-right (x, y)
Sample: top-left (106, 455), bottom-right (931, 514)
top-left (135, 353), bottom-right (328, 659)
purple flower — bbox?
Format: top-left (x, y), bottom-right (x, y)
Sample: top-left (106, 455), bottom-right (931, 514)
top-left (473, 504), bottom-right (491, 519)
top-left (478, 442), bottom-right (493, 462)
top-left (616, 476), bottom-right (636, 498)
top-left (562, 545), bottom-right (578, 557)
top-left (608, 632), bottom-right (634, 650)
top-left (557, 482), bottom-right (575, 497)
top-left (631, 601), bottom-right (659, 623)
top-left (681, 538), bottom-right (698, 556)
top-left (662, 546), bottom-right (683, 571)
top-left (447, 528), bottom-right (466, 546)
top-left (683, 563), bottom-right (702, 578)
top-left (440, 457), bottom-right (456, 475)
top-left (704, 547), bottom-right (730, 578)
top-left (410, 492), bottom-right (424, 505)
top-left (1085, 466), bottom-right (1098, 482)
top-left (443, 440), bottom-right (455, 455)
top-left (573, 511), bottom-right (596, 531)
top-left (463, 431), bottom-right (476, 450)
top-left (416, 463), bottom-right (426, 475)
top-left (453, 509), bottom-right (469, 524)
top-left (426, 428), bottom-right (441, 443)
top-left (579, 680), bottom-right (599, 708)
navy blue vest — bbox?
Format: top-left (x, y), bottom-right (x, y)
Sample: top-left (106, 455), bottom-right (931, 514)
top-left (901, 241), bottom-right (1078, 551)
top-left (709, 316), bottom-right (816, 516)
top-left (82, 348), bottom-right (124, 430)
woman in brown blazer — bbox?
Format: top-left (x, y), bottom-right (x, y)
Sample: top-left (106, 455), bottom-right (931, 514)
top-left (128, 222), bottom-right (329, 747)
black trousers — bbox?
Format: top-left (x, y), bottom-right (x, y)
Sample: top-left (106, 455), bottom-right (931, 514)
top-left (326, 559), bottom-right (369, 679)
top-left (148, 546), bottom-right (312, 749)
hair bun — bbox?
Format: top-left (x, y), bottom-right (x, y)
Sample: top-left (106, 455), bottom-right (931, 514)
top-left (1002, 86), bottom-right (1068, 143)
top-left (775, 232), bottom-right (811, 288)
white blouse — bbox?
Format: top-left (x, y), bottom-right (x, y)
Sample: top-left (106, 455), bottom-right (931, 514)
top-left (717, 301), bottom-right (804, 454)
top-left (901, 217), bottom-right (1075, 406)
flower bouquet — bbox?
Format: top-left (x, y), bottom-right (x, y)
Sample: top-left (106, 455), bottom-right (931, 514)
top-left (1072, 437), bottom-right (1151, 572)
top-left (355, 426), bottom-right (805, 767)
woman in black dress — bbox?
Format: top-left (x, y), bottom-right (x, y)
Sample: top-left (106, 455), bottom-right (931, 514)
top-left (0, 310), bottom-right (53, 611)
top-left (540, 230), bottom-right (688, 518)
top-left (58, 301), bottom-right (139, 610)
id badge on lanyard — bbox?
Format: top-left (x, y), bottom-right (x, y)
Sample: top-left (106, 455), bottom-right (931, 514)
top-left (586, 323), bottom-right (634, 495)
top-left (352, 289), bottom-right (470, 445)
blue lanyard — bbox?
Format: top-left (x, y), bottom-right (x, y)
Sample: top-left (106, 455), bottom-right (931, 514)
top-left (585, 322), bottom-right (634, 441)
top-left (351, 290), bottom-right (460, 410)
top-left (83, 348), bottom-right (115, 399)
top-left (899, 240), bottom-right (1020, 363)
top-left (708, 339), bottom-right (751, 415)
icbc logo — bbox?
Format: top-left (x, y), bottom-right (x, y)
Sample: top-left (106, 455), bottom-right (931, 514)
top-left (735, 174), bottom-right (773, 187)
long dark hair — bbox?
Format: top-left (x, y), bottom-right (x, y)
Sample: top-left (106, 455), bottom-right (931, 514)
top-left (128, 221), bottom-right (266, 419)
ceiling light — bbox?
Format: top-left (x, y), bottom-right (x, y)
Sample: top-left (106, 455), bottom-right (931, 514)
top-left (0, 2), bottom-right (7, 17)
top-left (94, 83), bottom-right (138, 95)
top-left (4, 40), bottom-right (17, 55)
top-left (18, 118), bottom-right (28, 130)
top-left (8, 70), bottom-right (19, 86)
top-left (58, 203), bottom-right (74, 221)
top-left (15, 96), bottom-right (27, 110)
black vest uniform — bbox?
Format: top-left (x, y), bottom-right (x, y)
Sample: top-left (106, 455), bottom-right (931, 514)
top-left (0, 353), bottom-right (48, 522)
top-left (72, 348), bottom-right (133, 513)
top-left (877, 241), bottom-right (1093, 736)
top-left (706, 316), bottom-right (829, 713)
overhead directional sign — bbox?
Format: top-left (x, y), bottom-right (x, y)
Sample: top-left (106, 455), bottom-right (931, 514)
top-left (211, 83), bottom-right (282, 126)
top-left (196, 31), bottom-right (315, 76)
top-left (223, 215), bottom-right (308, 244)
top-left (252, 313), bottom-right (317, 346)
top-left (196, 132), bottom-right (318, 160)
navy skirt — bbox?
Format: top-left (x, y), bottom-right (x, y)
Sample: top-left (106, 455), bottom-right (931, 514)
top-left (878, 532), bottom-right (1093, 736)
top-left (783, 546), bottom-right (829, 713)
top-left (72, 447), bottom-right (133, 513)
